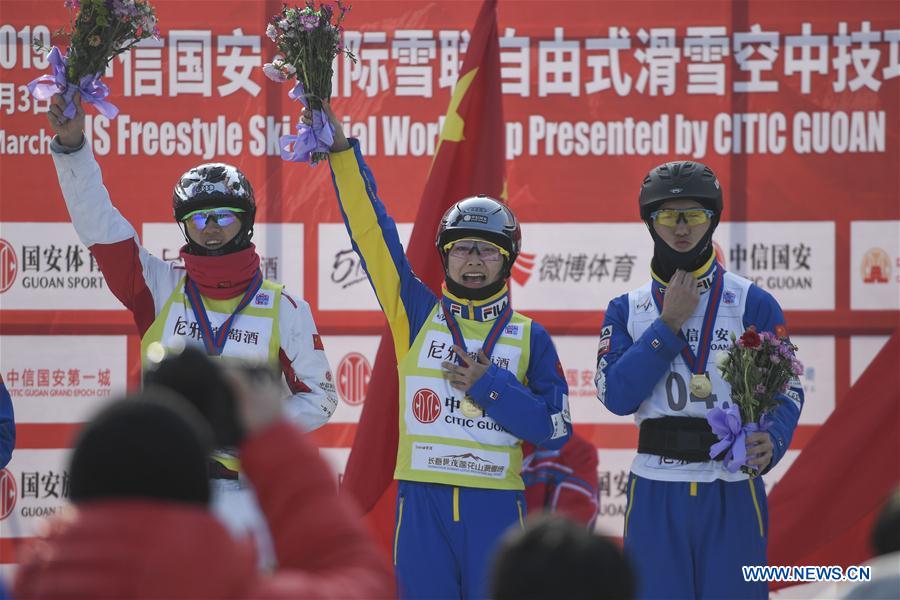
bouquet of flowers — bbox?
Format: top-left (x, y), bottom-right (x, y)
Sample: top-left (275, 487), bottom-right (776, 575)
top-left (29, 0), bottom-right (160, 121)
top-left (263, 1), bottom-right (356, 165)
top-left (708, 326), bottom-right (803, 475)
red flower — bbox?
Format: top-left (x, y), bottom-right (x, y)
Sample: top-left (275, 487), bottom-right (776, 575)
top-left (738, 326), bottom-right (762, 349)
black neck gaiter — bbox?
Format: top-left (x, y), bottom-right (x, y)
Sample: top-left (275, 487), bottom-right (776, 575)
top-left (444, 276), bottom-right (507, 301)
top-left (647, 219), bottom-right (718, 282)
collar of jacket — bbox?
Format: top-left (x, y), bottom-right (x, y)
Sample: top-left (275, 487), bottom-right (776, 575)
top-left (441, 284), bottom-right (511, 322)
top-left (650, 254), bottom-right (719, 295)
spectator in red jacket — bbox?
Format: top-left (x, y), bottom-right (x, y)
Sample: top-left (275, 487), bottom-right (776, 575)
top-left (14, 366), bottom-right (394, 599)
top-left (522, 431), bottom-right (600, 528)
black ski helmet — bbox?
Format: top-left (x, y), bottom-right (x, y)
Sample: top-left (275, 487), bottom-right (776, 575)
top-left (173, 163), bottom-right (256, 255)
top-left (638, 161), bottom-right (722, 222)
top-left (435, 195), bottom-right (521, 268)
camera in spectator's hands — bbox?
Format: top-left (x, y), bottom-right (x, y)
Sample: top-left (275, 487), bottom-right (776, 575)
top-left (143, 345), bottom-right (278, 447)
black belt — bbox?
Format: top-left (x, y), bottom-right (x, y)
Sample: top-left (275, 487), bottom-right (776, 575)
top-left (638, 417), bottom-right (725, 463)
top-left (208, 459), bottom-right (239, 480)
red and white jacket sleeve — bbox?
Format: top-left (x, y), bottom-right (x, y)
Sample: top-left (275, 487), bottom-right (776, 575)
top-left (277, 293), bottom-right (338, 431)
top-left (50, 139), bottom-right (181, 335)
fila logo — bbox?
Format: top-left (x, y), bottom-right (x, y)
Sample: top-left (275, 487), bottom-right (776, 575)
top-left (636, 297), bottom-right (653, 313)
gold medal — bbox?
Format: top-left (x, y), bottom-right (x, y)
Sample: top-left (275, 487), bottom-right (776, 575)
top-left (460, 396), bottom-right (483, 418)
top-left (690, 373), bottom-right (713, 398)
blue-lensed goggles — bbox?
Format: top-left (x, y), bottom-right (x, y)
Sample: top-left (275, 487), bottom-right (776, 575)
top-left (181, 208), bottom-right (245, 230)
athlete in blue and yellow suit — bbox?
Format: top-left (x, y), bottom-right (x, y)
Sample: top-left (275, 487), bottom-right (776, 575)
top-left (323, 111), bottom-right (572, 599)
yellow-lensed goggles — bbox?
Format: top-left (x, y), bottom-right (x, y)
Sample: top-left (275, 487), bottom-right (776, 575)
top-left (442, 238), bottom-right (510, 261)
top-left (649, 208), bottom-right (715, 228)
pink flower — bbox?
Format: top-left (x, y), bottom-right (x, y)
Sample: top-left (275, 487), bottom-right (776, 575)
top-left (64, 0), bottom-right (80, 8)
top-left (755, 384), bottom-right (767, 395)
top-left (263, 62), bottom-right (288, 82)
top-left (791, 359), bottom-right (804, 377)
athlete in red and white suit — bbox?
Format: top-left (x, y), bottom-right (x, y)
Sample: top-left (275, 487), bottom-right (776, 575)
top-left (46, 94), bottom-right (337, 566)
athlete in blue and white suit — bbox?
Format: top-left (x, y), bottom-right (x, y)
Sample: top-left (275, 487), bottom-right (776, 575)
top-left (595, 161), bottom-right (803, 599)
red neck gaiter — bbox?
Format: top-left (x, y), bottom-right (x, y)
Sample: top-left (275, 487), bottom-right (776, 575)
top-left (180, 244), bottom-right (261, 300)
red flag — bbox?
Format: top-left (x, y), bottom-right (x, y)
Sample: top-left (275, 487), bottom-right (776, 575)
top-left (767, 332), bottom-right (900, 590)
top-left (340, 0), bottom-right (505, 544)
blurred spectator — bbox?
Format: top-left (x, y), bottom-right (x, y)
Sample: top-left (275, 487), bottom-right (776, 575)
top-left (490, 513), bottom-right (634, 600)
top-left (14, 370), bottom-right (394, 598)
top-left (0, 375), bottom-right (13, 469)
top-left (842, 485), bottom-right (900, 600)
top-left (144, 346), bottom-right (276, 566)
top-left (522, 431), bottom-right (599, 527)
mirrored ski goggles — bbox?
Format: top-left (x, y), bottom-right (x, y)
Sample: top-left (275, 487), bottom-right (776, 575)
top-left (181, 208), bottom-right (245, 230)
top-left (649, 208), bottom-right (715, 228)
top-left (443, 238), bottom-right (509, 262)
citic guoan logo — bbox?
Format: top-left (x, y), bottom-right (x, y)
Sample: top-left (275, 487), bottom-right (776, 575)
top-left (861, 248), bottom-right (891, 284)
top-left (336, 352), bottom-right (371, 406)
top-left (0, 239), bottom-right (17, 293)
top-left (510, 251), bottom-right (536, 286)
top-left (412, 388), bottom-right (441, 424)
top-left (0, 468), bottom-right (16, 520)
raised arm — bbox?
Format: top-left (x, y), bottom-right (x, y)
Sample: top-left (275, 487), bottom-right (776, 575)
top-left (322, 106), bottom-right (436, 361)
top-left (47, 93), bottom-right (179, 334)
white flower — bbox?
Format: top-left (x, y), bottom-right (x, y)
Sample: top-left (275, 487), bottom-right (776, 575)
top-left (278, 19), bottom-right (290, 29)
top-left (282, 62), bottom-right (296, 76)
top-left (266, 23), bottom-right (278, 41)
top-left (714, 350), bottom-right (730, 371)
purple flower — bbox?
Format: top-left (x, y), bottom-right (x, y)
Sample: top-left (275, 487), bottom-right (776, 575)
top-left (755, 383), bottom-right (767, 395)
top-left (266, 23), bottom-right (278, 40)
top-left (770, 354), bottom-right (781, 364)
top-left (791, 359), bottom-right (804, 376)
top-left (64, 0), bottom-right (80, 8)
top-left (300, 13), bottom-right (319, 30)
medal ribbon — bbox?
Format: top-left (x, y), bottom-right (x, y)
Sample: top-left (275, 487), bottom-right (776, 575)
top-left (184, 270), bottom-right (263, 356)
top-left (651, 266), bottom-right (725, 376)
top-left (441, 301), bottom-right (513, 366)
